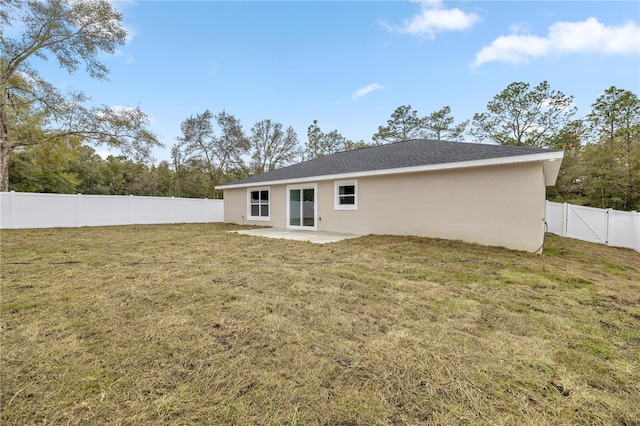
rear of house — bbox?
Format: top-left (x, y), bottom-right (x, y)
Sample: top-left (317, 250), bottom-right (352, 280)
top-left (217, 139), bottom-right (563, 253)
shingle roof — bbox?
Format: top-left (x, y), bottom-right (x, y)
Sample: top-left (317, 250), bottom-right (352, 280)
top-left (218, 139), bottom-right (560, 188)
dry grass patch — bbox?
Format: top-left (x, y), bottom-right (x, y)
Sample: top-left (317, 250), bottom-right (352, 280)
top-left (2, 223), bottom-right (639, 425)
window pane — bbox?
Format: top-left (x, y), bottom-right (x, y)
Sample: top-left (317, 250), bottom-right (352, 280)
top-left (261, 205), bottom-right (269, 217)
top-left (303, 188), bottom-right (314, 202)
top-left (339, 185), bottom-right (355, 195)
top-left (339, 195), bottom-right (355, 205)
top-left (290, 189), bottom-right (301, 202)
top-left (251, 191), bottom-right (259, 202)
top-left (260, 190), bottom-right (269, 201)
top-left (251, 205), bottom-right (259, 216)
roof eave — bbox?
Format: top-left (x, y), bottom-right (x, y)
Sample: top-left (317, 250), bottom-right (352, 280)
top-left (216, 150), bottom-right (565, 190)
top-left (542, 150), bottom-right (565, 186)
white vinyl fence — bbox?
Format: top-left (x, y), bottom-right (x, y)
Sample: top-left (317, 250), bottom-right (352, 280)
top-left (0, 191), bottom-right (223, 229)
top-left (546, 201), bottom-right (640, 252)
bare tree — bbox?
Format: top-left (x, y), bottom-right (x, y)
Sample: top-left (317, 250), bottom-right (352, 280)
top-left (172, 110), bottom-right (249, 197)
top-left (249, 119), bottom-right (300, 174)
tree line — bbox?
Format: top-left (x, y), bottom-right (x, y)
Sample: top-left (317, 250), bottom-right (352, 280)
top-left (2, 0), bottom-right (638, 210)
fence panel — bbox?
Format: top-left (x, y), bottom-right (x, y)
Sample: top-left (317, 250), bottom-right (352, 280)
top-left (4, 193), bottom-right (79, 228)
top-left (81, 195), bottom-right (132, 226)
top-left (608, 209), bottom-right (638, 249)
top-left (545, 201), bottom-right (565, 236)
top-left (131, 196), bottom-right (174, 224)
top-left (0, 192), bottom-right (223, 229)
top-left (172, 197), bottom-right (220, 223)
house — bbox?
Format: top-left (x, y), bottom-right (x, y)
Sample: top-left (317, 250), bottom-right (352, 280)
top-left (216, 139), bottom-right (564, 253)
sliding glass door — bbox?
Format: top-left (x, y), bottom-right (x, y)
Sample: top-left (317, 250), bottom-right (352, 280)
top-left (288, 185), bottom-right (316, 229)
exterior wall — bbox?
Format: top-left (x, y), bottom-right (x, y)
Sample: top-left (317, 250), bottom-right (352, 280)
top-left (224, 185), bottom-right (288, 228)
top-left (317, 163), bottom-right (546, 252)
top-left (224, 162), bottom-right (547, 252)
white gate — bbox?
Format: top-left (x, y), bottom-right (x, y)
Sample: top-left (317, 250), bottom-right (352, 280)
top-left (546, 201), bottom-right (640, 252)
top-left (566, 204), bottom-right (608, 244)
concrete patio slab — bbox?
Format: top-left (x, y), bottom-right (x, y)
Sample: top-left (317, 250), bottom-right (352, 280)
top-left (230, 228), bottom-right (362, 244)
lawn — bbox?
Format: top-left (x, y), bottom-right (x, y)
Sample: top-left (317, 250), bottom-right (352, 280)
top-left (1, 223), bottom-right (639, 425)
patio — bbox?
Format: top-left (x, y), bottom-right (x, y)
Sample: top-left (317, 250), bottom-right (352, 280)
top-left (229, 228), bottom-right (362, 244)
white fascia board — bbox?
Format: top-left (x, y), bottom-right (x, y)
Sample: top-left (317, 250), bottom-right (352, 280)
top-left (216, 151), bottom-right (565, 190)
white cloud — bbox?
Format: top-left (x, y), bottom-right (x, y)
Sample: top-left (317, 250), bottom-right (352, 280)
top-left (124, 24), bottom-right (137, 44)
top-left (473, 34), bottom-right (549, 66)
top-left (352, 83), bottom-right (384, 101)
top-left (473, 17), bottom-right (640, 67)
top-left (113, 48), bottom-right (134, 63)
top-left (377, 19), bottom-right (394, 33)
top-left (508, 22), bottom-right (532, 35)
top-left (383, 0), bottom-right (480, 39)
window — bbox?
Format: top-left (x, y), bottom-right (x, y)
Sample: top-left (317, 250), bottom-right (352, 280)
top-left (248, 188), bottom-right (270, 221)
top-left (334, 180), bottom-right (358, 210)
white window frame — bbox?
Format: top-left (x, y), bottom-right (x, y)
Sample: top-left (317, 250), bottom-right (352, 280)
top-left (334, 179), bottom-right (358, 211)
top-left (247, 187), bottom-right (270, 221)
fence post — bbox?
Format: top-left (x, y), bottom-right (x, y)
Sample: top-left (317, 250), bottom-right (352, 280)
top-left (562, 202), bottom-right (568, 237)
top-left (129, 194), bottom-right (134, 224)
top-left (8, 190), bottom-right (15, 228)
top-left (77, 193), bottom-right (82, 227)
top-left (606, 208), bottom-right (611, 246)
top-left (633, 211), bottom-right (640, 253)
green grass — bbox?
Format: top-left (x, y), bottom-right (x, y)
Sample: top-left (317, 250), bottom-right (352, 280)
top-left (1, 223), bottom-right (639, 425)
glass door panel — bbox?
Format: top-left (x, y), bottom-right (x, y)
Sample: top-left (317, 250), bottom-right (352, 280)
top-left (302, 188), bottom-right (315, 227)
top-left (289, 189), bottom-right (301, 226)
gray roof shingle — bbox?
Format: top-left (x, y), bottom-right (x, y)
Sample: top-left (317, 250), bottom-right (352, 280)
top-left (219, 139), bottom-right (558, 187)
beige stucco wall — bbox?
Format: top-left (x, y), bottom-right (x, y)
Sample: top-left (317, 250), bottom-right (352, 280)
top-left (223, 162), bottom-right (547, 252)
top-left (223, 184), bottom-right (288, 228)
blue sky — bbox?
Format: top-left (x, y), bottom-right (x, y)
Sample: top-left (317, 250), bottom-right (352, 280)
top-left (31, 0), bottom-right (640, 163)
